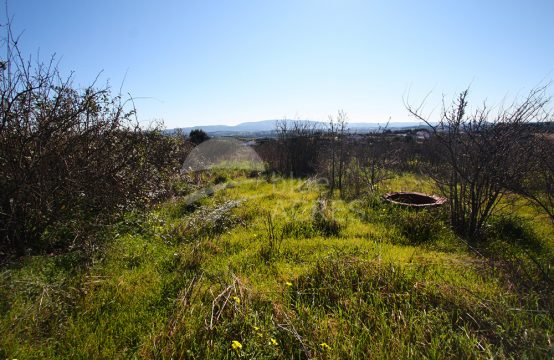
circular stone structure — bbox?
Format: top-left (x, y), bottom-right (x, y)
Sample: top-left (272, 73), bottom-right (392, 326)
top-left (383, 192), bottom-right (446, 208)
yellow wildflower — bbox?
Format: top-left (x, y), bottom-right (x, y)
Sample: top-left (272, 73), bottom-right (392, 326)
top-left (320, 342), bottom-right (331, 350)
top-left (231, 340), bottom-right (242, 350)
top-left (270, 338), bottom-right (278, 346)
top-left (285, 281), bottom-right (293, 287)
top-left (232, 296), bottom-right (240, 304)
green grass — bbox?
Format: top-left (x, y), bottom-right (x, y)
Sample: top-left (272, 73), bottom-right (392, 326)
top-left (1, 173), bottom-right (553, 359)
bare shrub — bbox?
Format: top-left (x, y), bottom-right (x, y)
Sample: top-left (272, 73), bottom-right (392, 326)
top-left (0, 31), bottom-right (180, 254)
top-left (272, 119), bottom-right (322, 176)
top-left (340, 133), bottom-right (397, 200)
top-left (406, 88), bottom-right (552, 240)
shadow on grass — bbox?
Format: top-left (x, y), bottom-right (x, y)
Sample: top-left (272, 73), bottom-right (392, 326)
top-left (479, 215), bottom-right (553, 296)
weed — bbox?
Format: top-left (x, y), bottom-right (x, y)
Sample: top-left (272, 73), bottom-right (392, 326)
top-left (281, 220), bottom-right (316, 239)
top-left (288, 254), bottom-right (553, 358)
top-left (487, 214), bottom-right (544, 251)
top-left (259, 212), bottom-right (283, 263)
top-left (391, 208), bottom-right (445, 244)
top-left (483, 214), bottom-right (553, 294)
top-left (312, 197), bottom-right (342, 237)
top-left (213, 174), bottom-right (228, 184)
top-left (165, 200), bottom-right (244, 243)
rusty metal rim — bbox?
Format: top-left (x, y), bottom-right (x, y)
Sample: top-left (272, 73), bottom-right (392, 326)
top-left (382, 191), bottom-right (447, 208)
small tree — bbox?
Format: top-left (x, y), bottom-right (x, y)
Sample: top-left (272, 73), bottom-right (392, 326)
top-left (325, 110), bottom-right (348, 194)
top-left (189, 129), bottom-right (210, 145)
top-left (274, 119), bottom-right (321, 176)
top-left (335, 111), bottom-right (349, 193)
top-left (327, 114), bottom-right (337, 191)
top-left (406, 88), bottom-right (552, 240)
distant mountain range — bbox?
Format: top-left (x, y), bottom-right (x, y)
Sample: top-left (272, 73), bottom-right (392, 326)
top-left (167, 119), bottom-right (429, 137)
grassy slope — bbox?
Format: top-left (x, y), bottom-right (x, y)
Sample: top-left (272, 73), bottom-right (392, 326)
top-left (1, 173), bottom-right (553, 359)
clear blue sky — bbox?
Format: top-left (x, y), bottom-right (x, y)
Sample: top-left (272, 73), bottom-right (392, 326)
top-left (6, 0), bottom-right (554, 128)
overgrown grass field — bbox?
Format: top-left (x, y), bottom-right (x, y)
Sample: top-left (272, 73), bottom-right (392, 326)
top-left (1, 172), bottom-right (553, 359)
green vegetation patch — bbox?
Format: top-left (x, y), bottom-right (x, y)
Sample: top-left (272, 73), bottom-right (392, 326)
top-left (1, 175), bottom-right (553, 359)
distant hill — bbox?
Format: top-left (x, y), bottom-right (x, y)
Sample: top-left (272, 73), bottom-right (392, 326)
top-left (166, 119), bottom-right (428, 137)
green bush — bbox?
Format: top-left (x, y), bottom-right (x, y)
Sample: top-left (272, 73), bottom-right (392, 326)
top-left (281, 219), bottom-right (316, 239)
top-left (391, 208), bottom-right (444, 244)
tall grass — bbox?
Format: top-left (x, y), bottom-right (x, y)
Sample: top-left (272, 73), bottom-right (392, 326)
top-left (1, 173), bottom-right (553, 359)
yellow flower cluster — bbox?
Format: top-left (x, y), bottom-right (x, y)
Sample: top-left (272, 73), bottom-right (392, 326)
top-left (231, 340), bottom-right (242, 350)
top-left (250, 325), bottom-right (280, 348)
top-left (320, 342), bottom-right (331, 350)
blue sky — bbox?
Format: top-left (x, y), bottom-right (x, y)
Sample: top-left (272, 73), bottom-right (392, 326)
top-left (6, 0), bottom-right (554, 128)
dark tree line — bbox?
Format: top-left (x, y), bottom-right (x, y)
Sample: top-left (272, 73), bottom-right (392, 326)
top-left (261, 119), bottom-right (323, 177)
top-left (257, 115), bottom-right (404, 199)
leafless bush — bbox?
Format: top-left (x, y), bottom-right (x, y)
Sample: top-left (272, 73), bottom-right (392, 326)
top-left (0, 30), bottom-right (181, 255)
top-left (324, 110), bottom-right (349, 192)
top-left (341, 138), bottom-right (397, 199)
top-left (270, 119), bottom-right (322, 176)
top-left (406, 87), bottom-right (552, 240)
